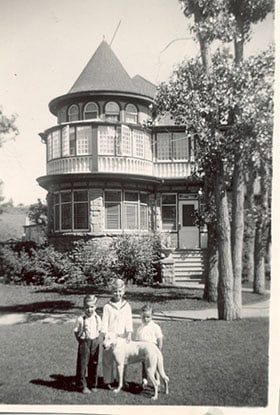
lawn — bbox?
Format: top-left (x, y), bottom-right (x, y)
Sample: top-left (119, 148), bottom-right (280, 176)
top-left (0, 283), bottom-right (270, 406)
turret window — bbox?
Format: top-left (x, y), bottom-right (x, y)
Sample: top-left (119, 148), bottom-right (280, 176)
top-left (105, 101), bottom-right (120, 121)
top-left (125, 104), bottom-right (138, 124)
top-left (83, 102), bottom-right (98, 120)
top-left (68, 104), bottom-right (79, 122)
top-left (53, 190), bottom-right (89, 231)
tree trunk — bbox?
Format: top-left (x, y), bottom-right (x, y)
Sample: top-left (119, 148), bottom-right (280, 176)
top-left (214, 158), bottom-right (235, 320)
top-left (254, 223), bottom-right (266, 294)
top-left (203, 222), bottom-right (218, 302)
top-left (231, 151), bottom-right (244, 318)
top-left (254, 161), bottom-right (269, 294)
top-left (244, 165), bottom-right (256, 283)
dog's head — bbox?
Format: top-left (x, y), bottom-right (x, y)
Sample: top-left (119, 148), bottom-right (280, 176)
top-left (103, 332), bottom-right (118, 350)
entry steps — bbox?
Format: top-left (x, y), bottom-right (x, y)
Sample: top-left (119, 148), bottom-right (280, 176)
top-left (172, 249), bottom-right (206, 283)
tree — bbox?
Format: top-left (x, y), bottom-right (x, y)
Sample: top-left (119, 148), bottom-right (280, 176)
top-left (0, 106), bottom-right (18, 211)
top-left (178, 0), bottom-right (273, 314)
top-left (156, 46), bottom-right (273, 319)
top-left (0, 106), bottom-right (18, 148)
top-left (28, 199), bottom-right (48, 227)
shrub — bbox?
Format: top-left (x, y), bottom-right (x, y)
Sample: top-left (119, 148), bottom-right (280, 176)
top-left (0, 244), bottom-right (77, 286)
top-left (71, 239), bottom-right (118, 286)
top-left (110, 234), bottom-right (162, 285)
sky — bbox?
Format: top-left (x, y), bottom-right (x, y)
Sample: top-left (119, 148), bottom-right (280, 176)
top-left (0, 0), bottom-right (275, 205)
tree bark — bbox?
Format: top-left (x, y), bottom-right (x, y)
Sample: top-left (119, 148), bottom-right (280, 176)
top-left (214, 158), bottom-right (235, 320)
top-left (203, 222), bottom-right (218, 302)
top-left (244, 165), bottom-right (256, 283)
top-left (231, 151), bottom-right (244, 318)
top-left (254, 161), bottom-right (268, 294)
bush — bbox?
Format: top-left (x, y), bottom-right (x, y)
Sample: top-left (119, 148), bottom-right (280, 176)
top-left (71, 239), bottom-right (118, 286)
top-left (0, 244), bottom-right (77, 286)
top-left (110, 234), bottom-right (162, 285)
top-left (0, 234), bottom-right (162, 287)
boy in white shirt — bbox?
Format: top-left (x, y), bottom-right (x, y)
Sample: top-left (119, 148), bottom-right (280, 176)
top-left (136, 304), bottom-right (163, 387)
top-left (74, 294), bottom-right (101, 394)
top-left (101, 278), bottom-right (133, 389)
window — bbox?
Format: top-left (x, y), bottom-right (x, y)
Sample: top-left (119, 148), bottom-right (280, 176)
top-left (53, 190), bottom-right (89, 231)
top-left (133, 129), bottom-right (144, 158)
top-left (156, 132), bottom-right (189, 161)
top-left (125, 104), bottom-right (138, 124)
top-left (47, 130), bottom-right (61, 160)
top-left (105, 191), bottom-right (122, 230)
top-left (62, 125), bottom-right (70, 156)
top-left (76, 126), bottom-right (91, 155)
top-left (105, 190), bottom-right (149, 231)
top-left (157, 133), bottom-right (172, 161)
top-left (68, 104), bottom-right (79, 122)
top-left (83, 102), bottom-right (98, 120)
top-left (117, 125), bottom-right (131, 156)
top-left (105, 101), bottom-right (120, 121)
top-left (124, 192), bottom-right (138, 230)
top-left (98, 126), bottom-right (115, 155)
top-left (161, 194), bottom-right (177, 231)
top-left (173, 133), bottom-right (189, 160)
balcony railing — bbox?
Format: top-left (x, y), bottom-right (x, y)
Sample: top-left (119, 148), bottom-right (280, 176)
top-left (47, 156), bottom-right (92, 175)
top-left (153, 161), bottom-right (193, 178)
top-left (98, 156), bottom-right (153, 176)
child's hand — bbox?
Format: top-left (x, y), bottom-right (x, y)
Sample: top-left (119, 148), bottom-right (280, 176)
top-left (126, 333), bottom-right (132, 343)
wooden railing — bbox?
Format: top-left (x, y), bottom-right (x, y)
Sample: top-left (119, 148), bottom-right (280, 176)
top-left (153, 162), bottom-right (193, 178)
top-left (47, 156), bottom-right (92, 175)
top-left (98, 156), bottom-right (153, 175)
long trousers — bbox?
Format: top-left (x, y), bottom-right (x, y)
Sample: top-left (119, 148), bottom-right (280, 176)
top-left (76, 338), bottom-right (99, 389)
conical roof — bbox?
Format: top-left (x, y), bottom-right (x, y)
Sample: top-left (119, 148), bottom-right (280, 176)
top-left (69, 40), bottom-right (139, 95)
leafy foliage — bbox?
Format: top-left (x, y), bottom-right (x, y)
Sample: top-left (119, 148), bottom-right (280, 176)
top-left (28, 199), bottom-right (48, 226)
top-left (0, 235), bottom-right (162, 287)
top-left (0, 106), bottom-right (18, 147)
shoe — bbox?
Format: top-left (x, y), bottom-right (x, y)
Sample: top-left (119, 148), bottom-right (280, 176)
top-left (82, 387), bottom-right (91, 394)
top-left (91, 387), bottom-right (98, 392)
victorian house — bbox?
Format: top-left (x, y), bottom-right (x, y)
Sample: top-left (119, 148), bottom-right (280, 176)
top-left (37, 40), bottom-right (207, 283)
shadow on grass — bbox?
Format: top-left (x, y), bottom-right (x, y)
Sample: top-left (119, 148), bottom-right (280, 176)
top-left (30, 374), bottom-right (77, 392)
top-left (0, 300), bottom-right (75, 314)
top-left (35, 285), bottom-right (204, 304)
top-left (30, 376), bottom-right (144, 395)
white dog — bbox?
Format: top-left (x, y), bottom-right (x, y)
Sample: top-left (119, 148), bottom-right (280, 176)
top-left (103, 332), bottom-right (169, 400)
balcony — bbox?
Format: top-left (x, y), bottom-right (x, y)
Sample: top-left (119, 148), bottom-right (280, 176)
top-left (47, 156), bottom-right (92, 175)
top-left (98, 155), bottom-right (153, 175)
top-left (154, 161), bottom-right (193, 178)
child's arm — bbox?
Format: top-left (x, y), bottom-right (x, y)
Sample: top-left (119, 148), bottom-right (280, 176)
top-left (73, 317), bottom-right (82, 341)
top-left (157, 336), bottom-right (163, 350)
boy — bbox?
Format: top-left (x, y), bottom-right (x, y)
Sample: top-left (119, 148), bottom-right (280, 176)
top-left (136, 304), bottom-right (163, 387)
top-left (74, 294), bottom-right (101, 394)
top-left (101, 278), bottom-right (133, 389)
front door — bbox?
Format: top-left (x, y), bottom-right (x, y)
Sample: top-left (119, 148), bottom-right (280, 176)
top-left (178, 200), bottom-right (199, 249)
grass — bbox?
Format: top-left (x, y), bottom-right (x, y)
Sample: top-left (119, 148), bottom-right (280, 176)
top-left (0, 282), bottom-right (269, 316)
top-left (0, 283), bottom-right (270, 406)
top-left (0, 317), bottom-right (268, 406)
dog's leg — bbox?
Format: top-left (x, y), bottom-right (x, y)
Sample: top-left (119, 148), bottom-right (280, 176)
top-left (114, 364), bottom-right (124, 393)
top-left (156, 351), bottom-right (169, 395)
top-left (146, 368), bottom-right (158, 400)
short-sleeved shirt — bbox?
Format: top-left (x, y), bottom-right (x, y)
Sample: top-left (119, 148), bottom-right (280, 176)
top-left (136, 320), bottom-right (163, 345)
top-left (74, 312), bottom-right (101, 340)
top-left (101, 300), bottom-right (133, 337)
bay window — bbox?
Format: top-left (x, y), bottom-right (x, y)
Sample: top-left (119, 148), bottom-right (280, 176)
top-left (105, 190), bottom-right (149, 231)
top-left (53, 190), bottom-right (89, 231)
top-left (156, 132), bottom-right (190, 161)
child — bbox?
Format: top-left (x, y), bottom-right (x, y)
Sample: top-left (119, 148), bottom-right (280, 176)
top-left (74, 294), bottom-right (101, 394)
top-left (101, 278), bottom-right (133, 389)
top-left (136, 304), bottom-right (163, 387)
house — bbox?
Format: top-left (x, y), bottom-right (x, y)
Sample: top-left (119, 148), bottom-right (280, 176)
top-left (37, 40), bottom-right (207, 284)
